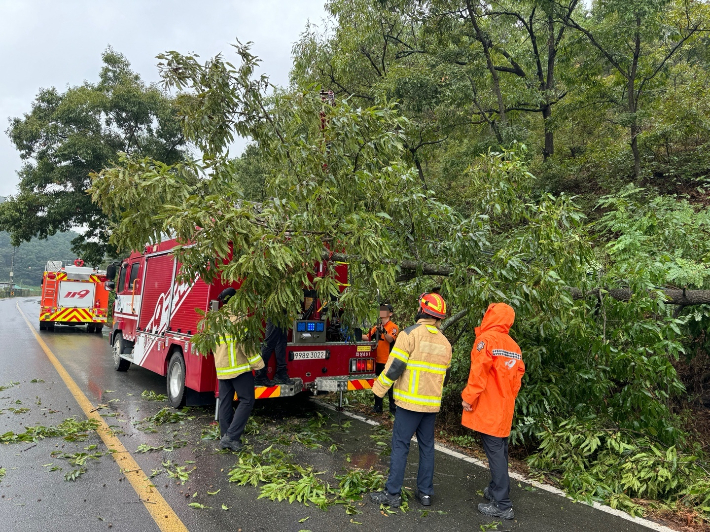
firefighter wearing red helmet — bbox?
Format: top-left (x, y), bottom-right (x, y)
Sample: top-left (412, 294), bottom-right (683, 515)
top-left (369, 292), bottom-right (452, 508)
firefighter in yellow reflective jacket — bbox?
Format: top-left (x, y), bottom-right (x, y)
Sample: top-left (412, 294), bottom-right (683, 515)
top-left (369, 293), bottom-right (452, 508)
top-left (214, 288), bottom-right (265, 452)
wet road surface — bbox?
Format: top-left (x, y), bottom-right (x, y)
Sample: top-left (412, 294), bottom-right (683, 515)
top-left (0, 297), bottom-right (670, 531)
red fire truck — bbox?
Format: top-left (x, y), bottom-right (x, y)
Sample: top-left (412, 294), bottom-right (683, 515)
top-left (40, 259), bottom-right (110, 332)
top-left (108, 239), bottom-right (377, 408)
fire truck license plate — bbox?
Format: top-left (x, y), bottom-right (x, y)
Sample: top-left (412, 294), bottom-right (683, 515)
top-left (292, 351), bottom-right (327, 360)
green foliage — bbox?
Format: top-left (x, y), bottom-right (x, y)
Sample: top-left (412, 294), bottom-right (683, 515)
top-left (141, 390), bottom-right (168, 402)
top-left (136, 443), bottom-right (164, 453)
top-left (165, 463), bottom-right (194, 485)
top-left (1, 48), bottom-right (186, 264)
top-left (228, 445), bottom-right (385, 510)
top-left (334, 468), bottom-right (386, 499)
top-left (139, 407), bottom-right (189, 426)
top-left (0, 381), bottom-right (20, 392)
top-left (0, 417), bottom-right (99, 444)
top-left (596, 185), bottom-right (710, 289)
top-left (529, 417), bottom-right (710, 516)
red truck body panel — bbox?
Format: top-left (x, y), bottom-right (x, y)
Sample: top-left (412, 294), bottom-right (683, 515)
top-left (111, 239), bottom-right (375, 400)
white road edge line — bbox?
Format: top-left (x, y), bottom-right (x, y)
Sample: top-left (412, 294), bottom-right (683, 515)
top-left (315, 399), bottom-right (676, 532)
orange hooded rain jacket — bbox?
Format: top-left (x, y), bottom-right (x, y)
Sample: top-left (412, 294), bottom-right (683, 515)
top-left (461, 303), bottom-right (524, 438)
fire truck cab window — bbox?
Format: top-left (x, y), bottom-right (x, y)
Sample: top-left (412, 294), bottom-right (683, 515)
top-left (117, 264), bottom-right (128, 293)
top-left (129, 263), bottom-right (140, 290)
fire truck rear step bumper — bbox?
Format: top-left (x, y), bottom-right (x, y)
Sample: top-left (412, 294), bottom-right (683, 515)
top-left (312, 375), bottom-right (376, 393)
top-left (253, 378), bottom-right (304, 399)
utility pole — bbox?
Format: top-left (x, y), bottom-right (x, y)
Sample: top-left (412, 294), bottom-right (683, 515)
top-left (10, 246), bottom-right (15, 297)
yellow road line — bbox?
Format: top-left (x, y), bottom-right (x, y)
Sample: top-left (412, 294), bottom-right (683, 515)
top-left (17, 303), bottom-right (189, 532)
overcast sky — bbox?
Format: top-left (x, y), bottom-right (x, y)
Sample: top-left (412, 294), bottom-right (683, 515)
top-left (0, 0), bottom-right (328, 197)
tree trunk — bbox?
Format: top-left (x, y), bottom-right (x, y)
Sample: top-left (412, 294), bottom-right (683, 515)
top-left (629, 16), bottom-right (641, 179)
top-left (465, 1), bottom-right (507, 128)
top-left (412, 151), bottom-right (428, 192)
top-left (568, 288), bottom-right (710, 306)
top-left (323, 249), bottom-right (710, 307)
top-left (543, 105), bottom-right (553, 160)
top-left (543, 12), bottom-right (556, 160)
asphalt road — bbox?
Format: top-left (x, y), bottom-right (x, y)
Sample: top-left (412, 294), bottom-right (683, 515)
top-left (0, 297), bottom-right (668, 532)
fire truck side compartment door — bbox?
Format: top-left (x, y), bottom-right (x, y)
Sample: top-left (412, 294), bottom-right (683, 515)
top-left (58, 281), bottom-right (96, 309)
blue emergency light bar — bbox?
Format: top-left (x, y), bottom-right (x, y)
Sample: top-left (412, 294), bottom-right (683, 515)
top-left (296, 320), bottom-right (325, 332)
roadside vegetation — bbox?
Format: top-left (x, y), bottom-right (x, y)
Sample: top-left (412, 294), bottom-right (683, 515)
top-left (3, 0), bottom-right (710, 527)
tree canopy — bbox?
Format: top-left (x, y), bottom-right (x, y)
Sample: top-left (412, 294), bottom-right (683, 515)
top-left (90, 0), bottom-right (710, 520)
top-left (0, 48), bottom-right (186, 265)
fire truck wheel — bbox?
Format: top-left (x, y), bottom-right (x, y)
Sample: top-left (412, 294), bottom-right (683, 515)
top-left (167, 351), bottom-right (187, 409)
top-left (39, 322), bottom-right (46, 331)
top-left (47, 322), bottom-right (55, 332)
top-left (87, 324), bottom-right (95, 333)
top-left (94, 325), bottom-right (103, 334)
top-left (113, 333), bottom-right (131, 372)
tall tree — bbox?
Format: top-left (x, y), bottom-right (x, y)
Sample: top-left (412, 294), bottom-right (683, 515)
top-left (0, 48), bottom-right (186, 264)
top-left (564, 0), bottom-right (707, 179)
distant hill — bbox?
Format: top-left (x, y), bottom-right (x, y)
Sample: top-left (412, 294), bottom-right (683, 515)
top-left (0, 231), bottom-right (78, 286)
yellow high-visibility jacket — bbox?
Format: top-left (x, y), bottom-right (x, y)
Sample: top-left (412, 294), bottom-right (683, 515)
top-left (372, 318), bottom-right (452, 413)
top-left (213, 316), bottom-right (265, 380)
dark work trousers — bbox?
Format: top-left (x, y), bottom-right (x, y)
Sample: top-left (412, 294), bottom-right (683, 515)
top-left (481, 433), bottom-right (512, 510)
top-left (385, 407), bottom-right (437, 497)
top-left (261, 321), bottom-right (288, 374)
top-left (374, 362), bottom-right (395, 411)
top-left (218, 371), bottom-right (255, 442)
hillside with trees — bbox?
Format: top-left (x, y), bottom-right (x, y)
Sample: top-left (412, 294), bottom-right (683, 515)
top-left (8, 0), bottom-right (710, 526)
top-left (0, 230), bottom-right (77, 286)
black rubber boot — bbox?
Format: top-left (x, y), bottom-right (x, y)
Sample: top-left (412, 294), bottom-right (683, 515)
top-left (272, 370), bottom-right (294, 385)
top-left (220, 435), bottom-right (244, 452)
top-left (483, 486), bottom-right (494, 502)
top-left (370, 490), bottom-right (401, 508)
top-left (478, 502), bottom-right (514, 520)
top-left (373, 396), bottom-right (383, 413)
top-left (254, 369), bottom-right (273, 387)
top-left (415, 489), bottom-right (432, 506)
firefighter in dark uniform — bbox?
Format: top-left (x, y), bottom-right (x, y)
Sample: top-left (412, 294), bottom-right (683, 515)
top-left (255, 317), bottom-right (293, 386)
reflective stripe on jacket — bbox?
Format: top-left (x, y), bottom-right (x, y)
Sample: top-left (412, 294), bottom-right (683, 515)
top-left (213, 317), bottom-right (265, 380)
top-left (372, 318), bottom-right (452, 413)
top-left (461, 303), bottom-right (525, 437)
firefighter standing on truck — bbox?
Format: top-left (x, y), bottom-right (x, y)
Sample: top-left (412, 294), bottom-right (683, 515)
top-left (461, 303), bottom-right (525, 520)
top-left (255, 316), bottom-right (293, 386)
top-left (369, 293), bottom-right (452, 508)
top-left (214, 288), bottom-right (265, 452)
top-left (368, 304), bottom-right (398, 414)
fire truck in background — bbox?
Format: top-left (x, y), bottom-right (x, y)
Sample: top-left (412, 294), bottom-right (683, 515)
top-left (40, 259), bottom-right (110, 332)
top-left (108, 238), bottom-right (377, 408)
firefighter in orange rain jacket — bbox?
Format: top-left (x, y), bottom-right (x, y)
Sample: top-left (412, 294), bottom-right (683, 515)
top-left (368, 304), bottom-right (398, 414)
top-left (461, 303), bottom-right (524, 521)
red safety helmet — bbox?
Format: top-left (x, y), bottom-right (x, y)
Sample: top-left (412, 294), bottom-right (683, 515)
top-left (419, 292), bottom-right (446, 319)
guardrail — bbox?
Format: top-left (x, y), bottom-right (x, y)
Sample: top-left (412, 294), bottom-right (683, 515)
top-left (0, 288), bottom-right (41, 298)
